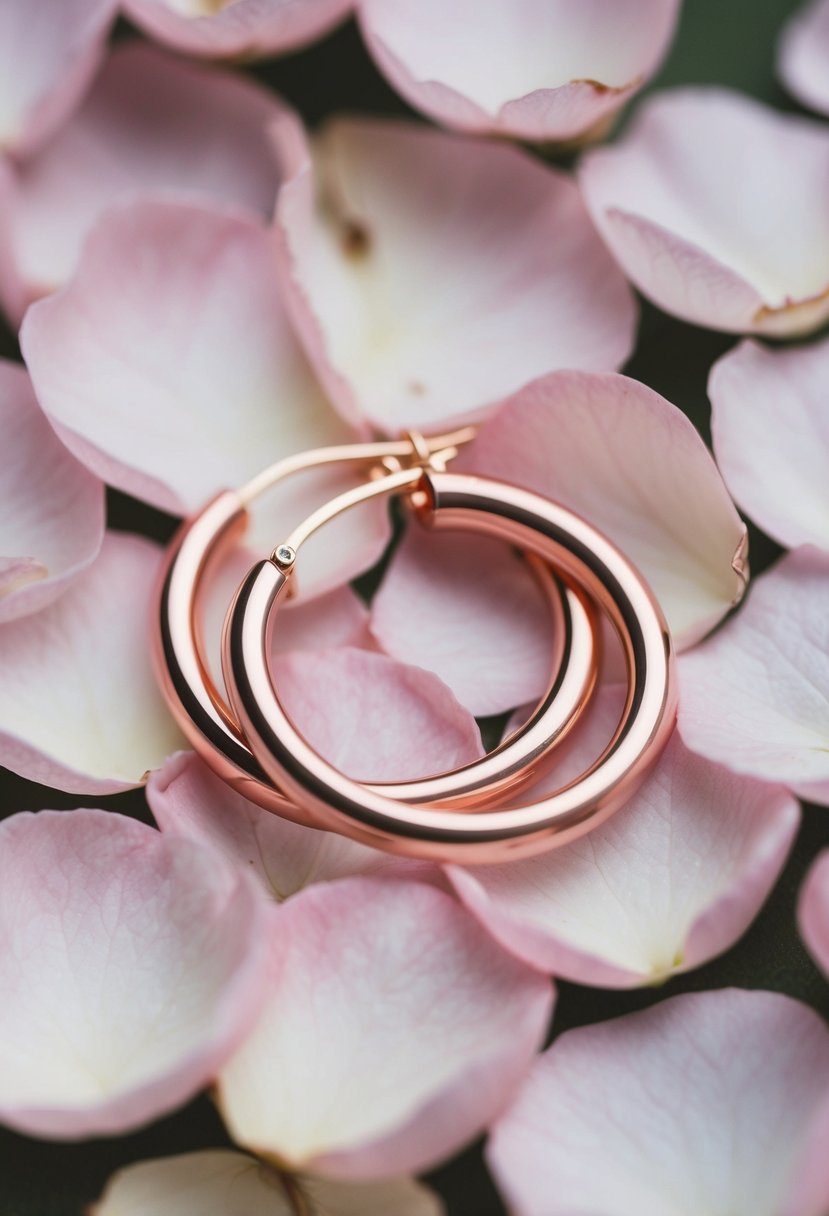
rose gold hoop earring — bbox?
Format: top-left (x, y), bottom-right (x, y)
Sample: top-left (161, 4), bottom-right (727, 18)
top-left (222, 465), bottom-right (677, 864)
top-left (153, 429), bottom-right (600, 817)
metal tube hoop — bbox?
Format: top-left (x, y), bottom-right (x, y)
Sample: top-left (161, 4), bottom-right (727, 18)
top-left (223, 469), bottom-right (676, 862)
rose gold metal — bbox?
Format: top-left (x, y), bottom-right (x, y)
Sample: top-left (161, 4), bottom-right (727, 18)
top-left (153, 430), bottom-right (600, 816)
top-left (223, 469), bottom-right (677, 863)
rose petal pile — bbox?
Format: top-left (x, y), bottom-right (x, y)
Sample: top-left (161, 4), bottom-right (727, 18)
top-left (679, 333), bottom-right (829, 805)
top-left (0, 0), bottom-right (682, 165)
top-left (0, 41), bottom-right (288, 322)
top-left (0, 2), bottom-right (826, 1213)
top-left (357, 0), bottom-right (681, 143)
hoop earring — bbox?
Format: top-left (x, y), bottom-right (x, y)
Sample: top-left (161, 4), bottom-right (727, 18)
top-left (222, 463), bottom-right (677, 863)
top-left (153, 429), bottom-right (601, 819)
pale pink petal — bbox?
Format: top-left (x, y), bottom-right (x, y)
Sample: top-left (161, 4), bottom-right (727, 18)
top-left (21, 201), bottom-right (389, 597)
top-left (147, 752), bottom-right (398, 902)
top-left (217, 877), bottom-right (553, 1177)
top-left (359, 0), bottom-right (680, 142)
top-left (0, 0), bottom-right (116, 155)
top-left (0, 160), bottom-right (23, 322)
top-left (580, 88), bottom-right (829, 336)
top-left (123, 0), bottom-right (351, 58)
top-left (799, 851), bottom-right (829, 978)
top-left (0, 358), bottom-right (103, 622)
top-left (0, 41), bottom-right (290, 324)
top-left (148, 651), bottom-right (470, 895)
top-left (274, 647), bottom-right (484, 782)
top-left (448, 688), bottom-right (799, 986)
top-left (274, 585), bottom-right (371, 652)
top-left (0, 809), bottom-right (269, 1139)
top-left (371, 529), bottom-right (552, 716)
top-left (201, 547), bottom-right (371, 694)
top-left (789, 1094), bottom-right (829, 1216)
top-left (273, 117), bottom-right (636, 433)
top-left (710, 337), bottom-right (829, 551)
top-left (780, 0), bottom-right (829, 117)
top-left (0, 531), bottom-right (183, 793)
top-left (457, 370), bottom-right (746, 648)
top-left (488, 989), bottom-right (829, 1216)
top-left (21, 201), bottom-right (350, 513)
top-left (679, 547), bottom-right (829, 802)
top-left (238, 461), bottom-right (392, 606)
top-left (93, 1150), bottom-right (445, 1216)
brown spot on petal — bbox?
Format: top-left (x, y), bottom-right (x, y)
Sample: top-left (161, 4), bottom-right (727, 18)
top-left (407, 380), bottom-right (427, 396)
top-left (316, 165), bottom-right (372, 260)
top-left (532, 74), bottom-right (646, 153)
top-left (574, 78), bottom-right (612, 97)
top-left (731, 530), bottom-right (750, 605)
top-left (570, 73), bottom-right (644, 97)
top-left (341, 219), bottom-right (371, 259)
top-left (753, 280), bottom-right (829, 336)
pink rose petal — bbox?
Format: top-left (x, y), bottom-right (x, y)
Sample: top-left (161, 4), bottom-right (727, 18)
top-left (358, 0), bottom-right (680, 142)
top-left (679, 547), bottom-right (829, 803)
top-left (448, 688), bottom-right (799, 987)
top-left (273, 117), bottom-right (635, 433)
top-left (780, 0), bottom-right (829, 116)
top-left (21, 200), bottom-right (389, 598)
top-left (0, 358), bottom-right (103, 623)
top-left (233, 459), bottom-right (392, 606)
top-left (0, 0), bottom-right (116, 155)
top-left (0, 531), bottom-right (183, 793)
top-left (93, 1150), bottom-right (445, 1216)
top-left (123, 0), bottom-right (351, 58)
top-left (371, 528), bottom-right (552, 716)
top-left (273, 585), bottom-right (371, 652)
top-left (21, 200), bottom-right (350, 514)
top-left (273, 647), bottom-right (484, 783)
top-left (217, 877), bottom-right (553, 1178)
top-left (0, 557), bottom-right (48, 593)
top-left (201, 552), bottom-right (371, 695)
top-left (457, 369), bottom-right (746, 649)
top-left (580, 88), bottom-right (829, 335)
top-left (0, 41), bottom-right (290, 324)
top-left (0, 809), bottom-right (269, 1139)
top-left (488, 989), bottom-right (829, 1216)
top-left (149, 650), bottom-right (477, 894)
top-left (148, 752), bottom-right (402, 903)
top-left (799, 851), bottom-right (829, 978)
top-left (710, 337), bottom-right (829, 551)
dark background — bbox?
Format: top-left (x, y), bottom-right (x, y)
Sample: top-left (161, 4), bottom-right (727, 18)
top-left (1, 0), bottom-right (826, 1211)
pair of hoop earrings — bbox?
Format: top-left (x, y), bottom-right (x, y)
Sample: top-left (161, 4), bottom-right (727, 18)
top-left (154, 426), bottom-right (677, 864)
